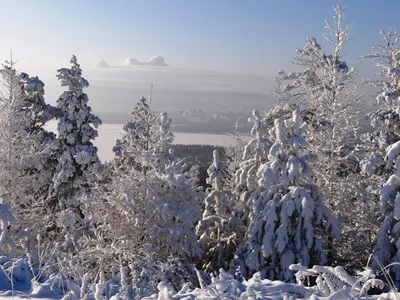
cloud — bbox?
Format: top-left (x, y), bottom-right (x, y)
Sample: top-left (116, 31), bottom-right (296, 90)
top-left (94, 56), bottom-right (169, 68)
top-left (94, 60), bottom-right (110, 68)
top-left (123, 56), bottom-right (168, 67)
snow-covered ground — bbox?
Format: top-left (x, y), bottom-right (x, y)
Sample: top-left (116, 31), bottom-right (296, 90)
top-left (0, 268), bottom-right (394, 300)
top-left (0, 254), bottom-right (392, 300)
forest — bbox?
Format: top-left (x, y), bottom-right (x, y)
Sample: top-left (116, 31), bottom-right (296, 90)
top-left (0, 4), bottom-right (399, 300)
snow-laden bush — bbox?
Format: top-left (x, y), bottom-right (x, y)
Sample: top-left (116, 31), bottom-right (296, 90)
top-left (290, 263), bottom-right (387, 298)
top-left (142, 268), bottom-right (314, 299)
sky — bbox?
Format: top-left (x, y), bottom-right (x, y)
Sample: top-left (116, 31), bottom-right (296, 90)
top-left (0, 0), bottom-right (399, 117)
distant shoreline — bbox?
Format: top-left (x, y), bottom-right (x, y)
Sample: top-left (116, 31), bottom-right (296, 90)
top-left (48, 119), bottom-right (252, 135)
top-left (44, 121), bottom-right (251, 161)
top-left (93, 121), bottom-right (252, 135)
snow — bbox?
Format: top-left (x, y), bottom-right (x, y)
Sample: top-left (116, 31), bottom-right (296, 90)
top-left (0, 264), bottom-right (392, 300)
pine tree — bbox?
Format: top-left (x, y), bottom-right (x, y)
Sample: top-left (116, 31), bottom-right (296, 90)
top-left (238, 110), bottom-right (339, 281)
top-left (234, 110), bottom-right (271, 217)
top-left (276, 5), bottom-right (360, 207)
top-left (50, 55), bottom-right (102, 241)
top-left (92, 111), bottom-right (201, 277)
top-left (147, 141), bottom-right (202, 262)
top-left (0, 60), bottom-right (27, 204)
top-left (371, 37), bottom-right (400, 286)
top-left (14, 73), bottom-right (58, 245)
top-left (113, 96), bottom-right (159, 173)
top-left (196, 150), bottom-right (243, 273)
top-left (0, 57), bottom-right (62, 254)
top-left (143, 112), bottom-right (201, 263)
top-left (152, 112), bottom-right (175, 173)
top-left (223, 121), bottom-right (246, 191)
top-left (361, 29), bottom-right (400, 192)
top-left (358, 29), bottom-right (400, 271)
top-left (374, 139), bottom-right (400, 288)
top-left (275, 5), bottom-right (371, 268)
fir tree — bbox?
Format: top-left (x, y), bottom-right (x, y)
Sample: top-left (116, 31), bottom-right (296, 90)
top-left (275, 5), bottom-right (371, 269)
top-left (0, 60), bottom-right (27, 204)
top-left (234, 110), bottom-right (271, 220)
top-left (50, 55), bottom-right (102, 240)
top-left (362, 29), bottom-right (400, 193)
top-left (92, 111), bottom-right (201, 277)
top-left (196, 150), bottom-right (243, 273)
top-left (371, 39), bottom-right (400, 286)
top-left (238, 110), bottom-right (340, 281)
top-left (113, 96), bottom-right (159, 173)
top-left (15, 73), bottom-right (58, 245)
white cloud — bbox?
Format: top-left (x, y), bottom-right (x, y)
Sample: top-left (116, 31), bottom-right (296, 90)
top-left (123, 56), bottom-right (168, 67)
top-left (94, 56), bottom-right (169, 68)
top-left (94, 60), bottom-right (110, 68)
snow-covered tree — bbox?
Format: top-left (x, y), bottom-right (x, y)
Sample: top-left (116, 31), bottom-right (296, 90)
top-left (276, 5), bottom-right (361, 205)
top-left (275, 5), bottom-right (373, 268)
top-left (92, 111), bottom-right (201, 278)
top-left (0, 60), bottom-right (28, 205)
top-left (361, 29), bottom-right (400, 193)
top-left (146, 145), bottom-right (202, 262)
top-left (196, 150), bottom-right (243, 273)
top-left (0, 59), bottom-right (59, 253)
top-left (49, 55), bottom-right (102, 240)
top-left (232, 106), bottom-right (298, 251)
top-left (236, 110), bottom-right (340, 282)
top-left (373, 139), bottom-right (400, 288)
top-left (187, 162), bottom-right (202, 192)
top-left (356, 29), bottom-right (400, 271)
top-left (222, 121), bottom-right (246, 190)
top-left (113, 96), bottom-right (160, 173)
top-left (18, 73), bottom-right (55, 137)
top-left (370, 33), bottom-right (400, 284)
top-left (234, 110), bottom-right (271, 217)
top-left (15, 73), bottom-right (58, 236)
top-left (111, 103), bottom-right (201, 263)
top-left (152, 112), bottom-right (175, 173)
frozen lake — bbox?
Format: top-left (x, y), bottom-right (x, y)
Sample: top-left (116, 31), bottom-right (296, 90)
top-left (46, 121), bottom-right (248, 162)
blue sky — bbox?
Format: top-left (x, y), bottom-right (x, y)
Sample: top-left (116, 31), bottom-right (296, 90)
top-left (1, 0), bottom-right (399, 74)
top-left (0, 0), bottom-right (399, 116)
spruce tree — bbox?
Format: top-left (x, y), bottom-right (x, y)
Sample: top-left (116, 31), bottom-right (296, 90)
top-left (50, 55), bottom-right (102, 240)
top-left (113, 96), bottom-right (159, 173)
top-left (371, 39), bottom-right (400, 286)
top-left (275, 5), bottom-right (371, 269)
top-left (196, 150), bottom-right (243, 273)
top-left (239, 110), bottom-right (339, 281)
